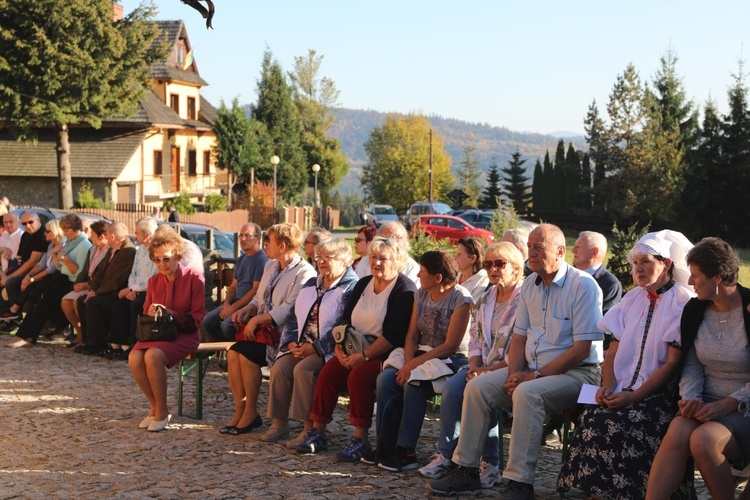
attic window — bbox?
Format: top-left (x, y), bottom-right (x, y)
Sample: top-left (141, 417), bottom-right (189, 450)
top-left (187, 97), bottom-right (196, 120)
top-left (170, 94), bottom-right (179, 115)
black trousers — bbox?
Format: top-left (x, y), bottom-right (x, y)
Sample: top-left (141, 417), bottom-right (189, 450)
top-left (109, 292), bottom-right (146, 346)
top-left (82, 292), bottom-right (119, 348)
top-left (16, 274), bottom-right (72, 343)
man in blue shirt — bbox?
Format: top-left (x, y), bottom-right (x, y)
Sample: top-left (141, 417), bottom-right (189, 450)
top-left (203, 223), bottom-right (267, 341)
top-left (428, 224), bottom-right (604, 498)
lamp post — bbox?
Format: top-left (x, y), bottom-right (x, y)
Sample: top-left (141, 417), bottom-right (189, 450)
top-left (270, 155), bottom-right (279, 220)
top-left (311, 163), bottom-right (320, 226)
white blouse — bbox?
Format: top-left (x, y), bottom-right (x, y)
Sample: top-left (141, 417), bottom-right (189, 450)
top-left (350, 277), bottom-right (397, 338)
top-left (599, 283), bottom-right (694, 393)
top-left (457, 269), bottom-right (489, 303)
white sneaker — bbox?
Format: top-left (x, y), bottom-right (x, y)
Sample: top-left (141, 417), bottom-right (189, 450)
top-left (419, 453), bottom-right (454, 479)
top-left (479, 461), bottom-right (502, 488)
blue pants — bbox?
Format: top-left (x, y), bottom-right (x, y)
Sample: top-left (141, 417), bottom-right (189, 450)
top-left (438, 369), bottom-right (499, 466)
top-left (202, 306), bottom-right (237, 341)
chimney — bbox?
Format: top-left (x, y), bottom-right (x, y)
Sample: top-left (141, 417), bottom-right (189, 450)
top-left (113, 2), bottom-right (124, 22)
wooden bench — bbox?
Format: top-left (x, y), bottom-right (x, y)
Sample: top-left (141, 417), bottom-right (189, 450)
top-left (178, 341), bottom-right (235, 419)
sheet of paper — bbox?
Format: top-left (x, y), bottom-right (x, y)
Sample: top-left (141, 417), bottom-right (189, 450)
top-left (577, 383), bottom-right (599, 405)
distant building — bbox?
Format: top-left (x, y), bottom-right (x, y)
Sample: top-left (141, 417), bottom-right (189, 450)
top-left (0, 19), bottom-right (224, 207)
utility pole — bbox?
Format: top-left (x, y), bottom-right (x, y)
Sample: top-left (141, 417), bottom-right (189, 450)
top-left (429, 128), bottom-right (433, 203)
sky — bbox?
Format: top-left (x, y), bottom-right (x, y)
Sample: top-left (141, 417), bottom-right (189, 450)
top-left (123, 0), bottom-right (750, 136)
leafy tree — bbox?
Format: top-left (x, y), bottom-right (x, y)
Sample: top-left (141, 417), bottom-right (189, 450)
top-left (500, 150), bottom-right (530, 214)
top-left (455, 143), bottom-right (482, 207)
top-left (289, 49), bottom-right (349, 206)
top-left (0, 0), bottom-right (164, 209)
top-left (481, 161), bottom-right (503, 209)
top-left (213, 98), bottom-right (263, 208)
top-left (531, 159), bottom-right (543, 214)
top-left (251, 50), bottom-right (307, 202)
top-left (362, 114), bottom-right (453, 212)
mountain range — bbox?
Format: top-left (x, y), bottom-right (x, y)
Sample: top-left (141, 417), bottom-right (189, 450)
top-left (326, 108), bottom-right (587, 196)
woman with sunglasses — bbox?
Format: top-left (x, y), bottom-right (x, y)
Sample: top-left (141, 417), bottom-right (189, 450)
top-left (352, 225), bottom-right (377, 278)
top-left (419, 242), bottom-right (525, 488)
top-left (455, 237), bottom-right (489, 303)
top-left (129, 230), bottom-right (206, 432)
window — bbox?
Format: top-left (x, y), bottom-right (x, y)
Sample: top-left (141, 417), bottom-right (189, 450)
top-left (170, 94), bottom-right (179, 114)
top-left (188, 150), bottom-right (197, 176)
top-left (448, 219), bottom-right (465, 229)
top-left (203, 150), bottom-right (211, 172)
top-left (153, 151), bottom-right (163, 176)
top-left (187, 97), bottom-right (196, 120)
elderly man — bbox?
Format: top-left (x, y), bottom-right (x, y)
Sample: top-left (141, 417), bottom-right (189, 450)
top-left (0, 213), bottom-right (22, 274)
top-left (202, 223), bottom-right (267, 341)
top-left (502, 227), bottom-right (531, 277)
top-left (572, 231), bottom-right (622, 316)
top-left (153, 225), bottom-right (204, 275)
top-left (428, 224), bottom-right (604, 498)
top-left (303, 227), bottom-right (330, 271)
top-left (376, 221), bottom-right (420, 286)
top-left (1, 212), bottom-right (47, 309)
top-left (77, 222), bottom-right (136, 355)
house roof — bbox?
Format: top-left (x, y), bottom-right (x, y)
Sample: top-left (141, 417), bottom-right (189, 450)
top-left (0, 128), bottom-right (147, 178)
top-left (151, 21), bottom-right (208, 86)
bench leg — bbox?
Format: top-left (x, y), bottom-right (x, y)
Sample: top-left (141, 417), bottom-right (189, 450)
top-left (177, 355), bottom-right (211, 420)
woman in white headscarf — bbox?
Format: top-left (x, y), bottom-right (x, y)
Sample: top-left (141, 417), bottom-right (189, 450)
top-left (557, 230), bottom-right (695, 500)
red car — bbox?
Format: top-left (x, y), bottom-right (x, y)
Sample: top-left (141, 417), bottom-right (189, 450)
top-left (413, 215), bottom-right (495, 244)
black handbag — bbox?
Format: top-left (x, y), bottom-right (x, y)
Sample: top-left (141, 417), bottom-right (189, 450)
top-left (136, 305), bottom-right (178, 342)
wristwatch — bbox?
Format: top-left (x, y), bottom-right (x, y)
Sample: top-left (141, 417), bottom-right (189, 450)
top-left (534, 370), bottom-right (544, 379)
top-left (29, 277), bottom-right (35, 283)
top-left (363, 353), bottom-right (370, 362)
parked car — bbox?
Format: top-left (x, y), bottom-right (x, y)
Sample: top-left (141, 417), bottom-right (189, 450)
top-left (403, 201), bottom-right (452, 230)
top-left (365, 204), bottom-right (399, 228)
top-left (11, 205), bottom-right (112, 227)
top-left (158, 221), bottom-right (237, 260)
top-left (412, 214), bottom-right (495, 244)
top-left (457, 210), bottom-right (494, 230)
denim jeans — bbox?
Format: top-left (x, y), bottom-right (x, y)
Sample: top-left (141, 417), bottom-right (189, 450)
top-left (376, 355), bottom-right (467, 451)
top-left (438, 368), bottom-right (499, 465)
top-left (202, 306), bottom-right (237, 341)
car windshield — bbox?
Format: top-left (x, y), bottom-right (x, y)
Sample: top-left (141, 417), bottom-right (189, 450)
top-left (372, 206), bottom-right (396, 215)
top-left (433, 203), bottom-right (451, 215)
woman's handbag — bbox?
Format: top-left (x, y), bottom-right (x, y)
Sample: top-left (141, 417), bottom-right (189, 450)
top-left (332, 325), bottom-right (372, 356)
top-left (235, 323), bottom-right (281, 345)
top-left (136, 305), bottom-right (178, 342)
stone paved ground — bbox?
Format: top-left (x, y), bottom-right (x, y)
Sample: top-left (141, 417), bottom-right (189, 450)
top-left (0, 334), bottom-right (742, 499)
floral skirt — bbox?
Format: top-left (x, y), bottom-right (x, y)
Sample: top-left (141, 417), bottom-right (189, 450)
top-left (557, 389), bottom-right (680, 500)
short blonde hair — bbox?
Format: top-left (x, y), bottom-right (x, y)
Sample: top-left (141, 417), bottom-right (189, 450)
top-left (45, 219), bottom-right (64, 241)
top-left (268, 223), bottom-right (303, 252)
top-left (485, 242), bottom-right (525, 278)
top-left (316, 237), bottom-right (353, 267)
top-left (369, 236), bottom-right (409, 273)
top-left (148, 231), bottom-right (185, 260)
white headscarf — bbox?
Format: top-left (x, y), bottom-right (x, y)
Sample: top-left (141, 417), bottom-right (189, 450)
top-left (631, 230), bottom-right (693, 286)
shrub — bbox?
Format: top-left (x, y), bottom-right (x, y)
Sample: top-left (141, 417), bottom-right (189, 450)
top-left (75, 181), bottom-right (102, 208)
top-left (164, 192), bottom-right (195, 215)
top-left (204, 194), bottom-right (228, 213)
top-left (408, 227), bottom-right (452, 260)
top-left (608, 221), bottom-right (650, 291)
top-left (489, 203), bottom-right (521, 240)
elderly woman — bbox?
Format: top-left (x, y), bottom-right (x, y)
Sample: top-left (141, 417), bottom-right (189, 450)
top-left (61, 220), bottom-right (109, 347)
top-left (295, 236), bottom-right (416, 461)
top-left (375, 249), bottom-right (473, 472)
top-left (353, 225), bottom-right (377, 278)
top-left (7, 216), bottom-right (91, 348)
top-left (455, 237), bottom-right (489, 302)
top-left (557, 230), bottom-right (695, 499)
top-left (223, 223), bottom-right (316, 435)
top-left (129, 231), bottom-right (205, 432)
top-left (647, 237), bottom-right (750, 500)
top-left (420, 242), bottom-right (524, 488)
top-left (303, 227), bottom-right (331, 271)
top-left (262, 237), bottom-right (359, 444)
top-left (108, 216), bottom-right (158, 360)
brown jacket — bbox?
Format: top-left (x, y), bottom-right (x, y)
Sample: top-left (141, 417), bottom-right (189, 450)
top-left (89, 238), bottom-right (136, 296)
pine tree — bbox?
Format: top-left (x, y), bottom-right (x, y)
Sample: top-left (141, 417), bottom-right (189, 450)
top-left (542, 151), bottom-right (554, 212)
top-left (531, 159), bottom-right (544, 214)
top-left (456, 143), bottom-right (483, 207)
top-left (584, 100), bottom-right (607, 213)
top-left (501, 149), bottom-right (531, 215)
top-left (481, 161), bottom-right (502, 209)
top-left (580, 153), bottom-right (592, 211)
top-left (554, 140), bottom-right (567, 210)
top-left (565, 143), bottom-right (581, 211)
top-left (252, 50), bottom-right (307, 202)
top-left (0, 0), bottom-right (163, 209)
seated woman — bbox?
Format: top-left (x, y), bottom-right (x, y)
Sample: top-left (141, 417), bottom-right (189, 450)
top-left (557, 230), bottom-right (695, 499)
top-left (455, 237), bottom-right (489, 302)
top-left (647, 237), bottom-right (750, 500)
top-left (352, 225), bottom-right (376, 278)
top-left (60, 220), bottom-right (109, 347)
top-left (263, 237), bottom-right (359, 444)
top-left (296, 236), bottom-right (416, 460)
top-left (128, 231), bottom-right (205, 432)
top-left (7, 216), bottom-right (91, 348)
top-left (375, 249), bottom-right (473, 472)
top-left (419, 242), bottom-right (524, 488)
top-left (224, 223), bottom-right (316, 435)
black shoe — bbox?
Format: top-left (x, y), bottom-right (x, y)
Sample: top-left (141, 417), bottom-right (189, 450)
top-left (360, 447), bottom-right (377, 465)
top-left (219, 425), bottom-right (236, 434)
top-left (426, 465), bottom-right (482, 496)
top-left (377, 447), bottom-right (418, 472)
top-left (81, 345), bottom-right (105, 355)
top-left (497, 480), bottom-right (535, 500)
top-left (227, 415), bottom-right (263, 435)
top-left (64, 332), bottom-right (77, 342)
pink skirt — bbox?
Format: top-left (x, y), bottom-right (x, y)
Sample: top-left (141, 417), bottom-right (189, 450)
top-left (133, 331), bottom-right (200, 368)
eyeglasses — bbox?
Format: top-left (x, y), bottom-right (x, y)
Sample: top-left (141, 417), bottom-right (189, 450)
top-left (239, 233), bottom-right (258, 239)
top-left (21, 221), bottom-right (36, 226)
top-left (482, 259), bottom-right (508, 270)
top-left (369, 254), bottom-right (391, 262)
top-left (304, 240), bottom-right (316, 245)
top-left (354, 237), bottom-right (366, 243)
top-left (151, 256), bottom-right (174, 264)
top-left (314, 254), bottom-right (338, 262)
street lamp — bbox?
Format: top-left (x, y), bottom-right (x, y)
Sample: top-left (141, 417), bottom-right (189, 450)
top-left (270, 155), bottom-right (279, 218)
top-left (311, 163), bottom-right (320, 226)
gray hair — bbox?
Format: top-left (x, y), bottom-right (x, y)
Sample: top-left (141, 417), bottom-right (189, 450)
top-left (316, 237), bottom-right (354, 267)
top-left (242, 222), bottom-right (262, 238)
top-left (377, 221), bottom-right (410, 253)
top-left (107, 221), bottom-right (129, 239)
top-left (579, 231), bottom-right (608, 255)
top-left (502, 228), bottom-right (529, 260)
top-left (306, 227), bottom-right (331, 245)
top-left (369, 236), bottom-right (409, 273)
top-left (136, 216), bottom-right (158, 235)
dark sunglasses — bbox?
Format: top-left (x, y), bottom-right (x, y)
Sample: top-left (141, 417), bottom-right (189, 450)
top-left (151, 256), bottom-right (173, 264)
top-left (482, 259), bottom-right (508, 270)
top-left (21, 221), bottom-right (36, 226)
top-left (354, 237), bottom-right (366, 243)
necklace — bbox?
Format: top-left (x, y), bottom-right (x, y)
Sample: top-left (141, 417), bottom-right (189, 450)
top-left (715, 293), bottom-right (741, 339)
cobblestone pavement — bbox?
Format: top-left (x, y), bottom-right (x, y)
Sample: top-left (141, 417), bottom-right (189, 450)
top-left (0, 335), bottom-right (740, 499)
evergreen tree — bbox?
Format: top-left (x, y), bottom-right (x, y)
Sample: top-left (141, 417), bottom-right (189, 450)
top-left (554, 139), bottom-right (567, 210)
top-left (0, 0), bottom-right (163, 209)
top-left (480, 161), bottom-right (502, 209)
top-left (566, 143), bottom-right (581, 211)
top-left (584, 100), bottom-right (607, 213)
top-left (580, 153), bottom-right (592, 211)
top-left (455, 143), bottom-right (482, 207)
top-left (251, 50), bottom-right (307, 202)
top-left (650, 48), bottom-right (699, 150)
top-left (531, 158), bottom-right (544, 214)
top-left (542, 151), bottom-right (554, 212)
top-left (501, 149), bottom-right (531, 215)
